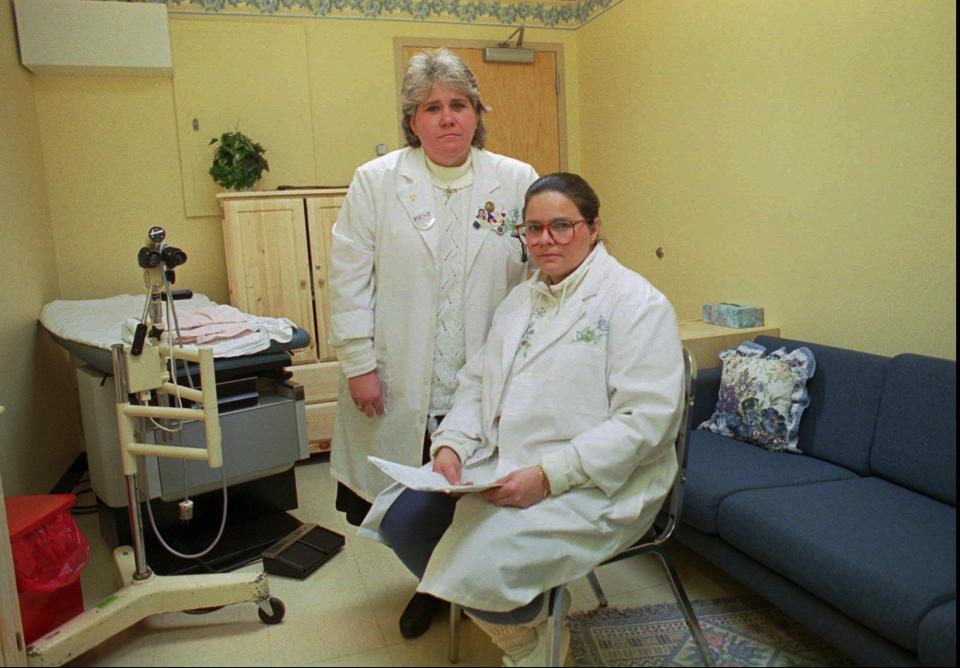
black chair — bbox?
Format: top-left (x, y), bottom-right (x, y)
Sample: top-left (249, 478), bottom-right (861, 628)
top-left (449, 347), bottom-right (713, 666)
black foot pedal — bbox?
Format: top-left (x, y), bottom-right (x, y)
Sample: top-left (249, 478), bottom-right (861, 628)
top-left (262, 523), bottom-right (345, 579)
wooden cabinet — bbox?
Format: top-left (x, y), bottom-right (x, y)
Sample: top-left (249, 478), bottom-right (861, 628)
top-left (219, 188), bottom-right (348, 453)
top-left (679, 320), bottom-right (780, 370)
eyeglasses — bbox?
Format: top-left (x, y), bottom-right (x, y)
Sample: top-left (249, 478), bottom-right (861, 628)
top-left (514, 218), bottom-right (589, 245)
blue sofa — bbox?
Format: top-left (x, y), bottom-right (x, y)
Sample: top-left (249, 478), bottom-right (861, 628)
top-left (677, 335), bottom-right (956, 666)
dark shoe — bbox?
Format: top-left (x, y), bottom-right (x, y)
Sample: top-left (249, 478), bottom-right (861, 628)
top-left (399, 592), bottom-right (442, 639)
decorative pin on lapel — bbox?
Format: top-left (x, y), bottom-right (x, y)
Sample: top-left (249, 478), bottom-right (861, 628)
top-left (484, 201), bottom-right (495, 213)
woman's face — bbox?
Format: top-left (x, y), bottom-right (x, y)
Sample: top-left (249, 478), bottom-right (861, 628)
top-left (523, 191), bottom-right (599, 283)
top-left (408, 84), bottom-right (478, 167)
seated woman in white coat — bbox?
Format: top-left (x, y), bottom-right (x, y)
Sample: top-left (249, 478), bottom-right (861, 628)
top-left (359, 173), bottom-right (684, 666)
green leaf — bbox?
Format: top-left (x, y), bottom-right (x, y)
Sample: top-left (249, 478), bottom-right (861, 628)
top-left (208, 130), bottom-right (269, 191)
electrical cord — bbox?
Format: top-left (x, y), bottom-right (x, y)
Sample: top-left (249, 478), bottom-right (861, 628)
top-left (164, 270), bottom-right (196, 518)
top-left (134, 264), bottom-right (230, 561)
top-left (70, 482), bottom-right (99, 514)
top-left (67, 472), bottom-right (98, 515)
top-left (143, 478), bottom-right (228, 561)
top-left (148, 282), bottom-right (187, 434)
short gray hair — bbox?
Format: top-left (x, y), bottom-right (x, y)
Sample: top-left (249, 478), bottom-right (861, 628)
top-left (400, 48), bottom-right (489, 149)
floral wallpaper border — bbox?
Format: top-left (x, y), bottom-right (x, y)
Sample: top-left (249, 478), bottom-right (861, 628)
top-left (151, 0), bottom-right (621, 28)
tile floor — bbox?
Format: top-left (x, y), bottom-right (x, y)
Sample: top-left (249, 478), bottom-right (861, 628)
top-left (68, 456), bottom-right (755, 667)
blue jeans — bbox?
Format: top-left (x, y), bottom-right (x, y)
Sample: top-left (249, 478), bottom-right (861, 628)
top-left (380, 488), bottom-right (544, 625)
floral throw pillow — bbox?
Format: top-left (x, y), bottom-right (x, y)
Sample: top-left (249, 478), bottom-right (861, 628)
top-left (698, 342), bottom-right (816, 452)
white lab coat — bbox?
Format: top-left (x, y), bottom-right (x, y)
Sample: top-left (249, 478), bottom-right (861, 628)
top-left (360, 244), bottom-right (684, 612)
top-left (329, 146), bottom-right (538, 501)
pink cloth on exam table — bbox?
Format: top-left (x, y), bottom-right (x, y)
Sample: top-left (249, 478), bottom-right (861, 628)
top-left (165, 305), bottom-right (255, 344)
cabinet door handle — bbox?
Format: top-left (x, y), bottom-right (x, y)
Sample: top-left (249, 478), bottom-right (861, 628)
top-left (316, 277), bottom-right (325, 287)
top-left (300, 279), bottom-right (308, 289)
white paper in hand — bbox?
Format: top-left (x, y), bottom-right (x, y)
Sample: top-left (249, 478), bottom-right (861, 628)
top-left (368, 456), bottom-right (502, 493)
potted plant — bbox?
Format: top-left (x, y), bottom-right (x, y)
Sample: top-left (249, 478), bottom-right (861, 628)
top-left (208, 131), bottom-right (270, 190)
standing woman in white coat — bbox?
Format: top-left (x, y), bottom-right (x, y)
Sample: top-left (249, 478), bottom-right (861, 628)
top-left (361, 173), bottom-right (685, 666)
top-left (327, 48), bottom-right (538, 638)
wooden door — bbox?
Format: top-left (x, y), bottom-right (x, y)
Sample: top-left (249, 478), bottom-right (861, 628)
top-left (400, 45), bottom-right (561, 177)
top-left (221, 196), bottom-right (318, 365)
top-left (306, 192), bottom-right (347, 363)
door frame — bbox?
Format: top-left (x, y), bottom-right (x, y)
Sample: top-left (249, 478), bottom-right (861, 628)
top-left (1, 407), bottom-right (27, 667)
top-left (393, 37), bottom-right (569, 171)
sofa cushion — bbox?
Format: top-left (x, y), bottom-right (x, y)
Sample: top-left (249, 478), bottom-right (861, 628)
top-left (918, 599), bottom-right (956, 667)
top-left (682, 431), bottom-right (856, 534)
top-left (870, 353), bottom-right (957, 506)
top-left (754, 336), bottom-right (888, 474)
top-left (698, 341), bottom-right (816, 453)
top-left (717, 477), bottom-right (957, 654)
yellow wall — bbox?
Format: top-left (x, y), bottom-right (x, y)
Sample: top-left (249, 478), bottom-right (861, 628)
top-left (578, 0), bottom-right (956, 359)
top-left (32, 15), bottom-right (581, 303)
top-left (33, 75), bottom-right (214, 298)
top-left (0, 0), bottom-right (83, 495)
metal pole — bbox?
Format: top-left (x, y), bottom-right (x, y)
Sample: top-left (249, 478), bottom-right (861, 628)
top-left (111, 344), bottom-right (152, 581)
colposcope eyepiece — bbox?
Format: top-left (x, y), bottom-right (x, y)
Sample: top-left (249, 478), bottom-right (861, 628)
top-left (138, 246), bottom-right (162, 269)
top-left (138, 225), bottom-right (187, 286)
top-left (161, 246), bottom-right (187, 269)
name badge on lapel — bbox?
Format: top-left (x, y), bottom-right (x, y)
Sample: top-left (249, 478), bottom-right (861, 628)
top-left (412, 211), bottom-right (435, 231)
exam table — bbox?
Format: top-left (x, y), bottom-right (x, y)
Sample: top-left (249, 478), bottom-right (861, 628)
top-left (39, 295), bottom-right (313, 575)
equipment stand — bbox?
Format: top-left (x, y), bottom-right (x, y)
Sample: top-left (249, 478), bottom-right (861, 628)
top-left (24, 342), bottom-right (285, 666)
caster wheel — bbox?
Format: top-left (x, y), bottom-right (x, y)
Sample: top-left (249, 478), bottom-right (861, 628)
top-left (258, 597), bottom-right (285, 625)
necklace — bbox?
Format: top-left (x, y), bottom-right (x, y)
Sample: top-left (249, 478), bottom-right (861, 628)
top-left (438, 183), bottom-right (467, 205)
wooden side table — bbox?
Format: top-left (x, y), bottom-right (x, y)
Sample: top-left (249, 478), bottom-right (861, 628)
top-left (679, 320), bottom-right (780, 370)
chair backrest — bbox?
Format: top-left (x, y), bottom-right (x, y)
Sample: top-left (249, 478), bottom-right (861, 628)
top-left (649, 346), bottom-right (697, 546)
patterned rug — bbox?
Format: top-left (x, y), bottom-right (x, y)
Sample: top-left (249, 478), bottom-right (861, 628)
top-left (568, 596), bottom-right (854, 667)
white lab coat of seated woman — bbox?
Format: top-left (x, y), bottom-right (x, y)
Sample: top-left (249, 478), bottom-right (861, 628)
top-left (360, 243), bottom-right (684, 612)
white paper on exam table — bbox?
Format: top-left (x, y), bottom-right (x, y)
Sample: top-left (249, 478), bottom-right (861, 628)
top-left (368, 456), bottom-right (503, 493)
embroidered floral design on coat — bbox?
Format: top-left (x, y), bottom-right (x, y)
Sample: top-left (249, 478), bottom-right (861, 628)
top-left (518, 305), bottom-right (547, 358)
top-left (573, 316), bottom-right (609, 344)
